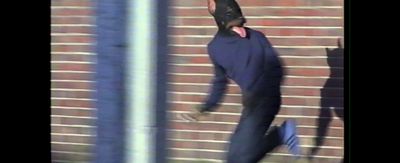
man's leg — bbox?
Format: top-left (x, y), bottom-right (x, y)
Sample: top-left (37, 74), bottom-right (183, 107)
top-left (226, 97), bottom-right (281, 163)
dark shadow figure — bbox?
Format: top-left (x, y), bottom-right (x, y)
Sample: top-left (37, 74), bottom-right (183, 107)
top-left (308, 39), bottom-right (344, 162)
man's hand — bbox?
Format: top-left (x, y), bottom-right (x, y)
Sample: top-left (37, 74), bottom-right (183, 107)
top-left (177, 105), bottom-right (209, 122)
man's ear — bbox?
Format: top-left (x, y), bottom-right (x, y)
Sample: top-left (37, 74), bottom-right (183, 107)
top-left (207, 0), bottom-right (216, 15)
top-left (337, 38), bottom-right (342, 49)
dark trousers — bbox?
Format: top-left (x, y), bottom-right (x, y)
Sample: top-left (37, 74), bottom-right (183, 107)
top-left (226, 96), bottom-right (282, 163)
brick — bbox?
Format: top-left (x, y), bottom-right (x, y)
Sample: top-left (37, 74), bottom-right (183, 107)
top-left (51, 99), bottom-right (94, 108)
top-left (52, 108), bottom-right (94, 117)
top-left (51, 71), bottom-right (94, 80)
top-left (51, 117), bottom-right (95, 126)
top-left (51, 0), bottom-right (92, 7)
top-left (51, 8), bottom-right (93, 16)
top-left (51, 90), bottom-right (93, 99)
top-left (51, 126), bottom-right (94, 136)
top-left (51, 81), bottom-right (93, 90)
top-left (51, 152), bottom-right (92, 162)
top-left (52, 16), bottom-right (93, 24)
top-left (52, 135), bottom-right (93, 144)
top-left (52, 35), bottom-right (93, 43)
top-left (51, 44), bottom-right (93, 52)
top-left (52, 62), bottom-right (94, 71)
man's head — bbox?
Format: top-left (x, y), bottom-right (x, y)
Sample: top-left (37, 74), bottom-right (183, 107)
top-left (207, 0), bottom-right (247, 37)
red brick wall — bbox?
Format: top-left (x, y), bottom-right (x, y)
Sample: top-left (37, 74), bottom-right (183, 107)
top-left (51, 0), bottom-right (96, 162)
top-left (167, 0), bottom-right (344, 162)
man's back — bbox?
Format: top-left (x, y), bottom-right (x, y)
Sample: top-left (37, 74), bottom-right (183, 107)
top-left (208, 27), bottom-right (283, 97)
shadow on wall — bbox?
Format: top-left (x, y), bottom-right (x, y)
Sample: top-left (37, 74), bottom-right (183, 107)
top-left (308, 39), bottom-right (344, 162)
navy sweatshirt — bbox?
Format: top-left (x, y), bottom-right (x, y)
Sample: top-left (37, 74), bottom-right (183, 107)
top-left (200, 28), bottom-right (283, 112)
